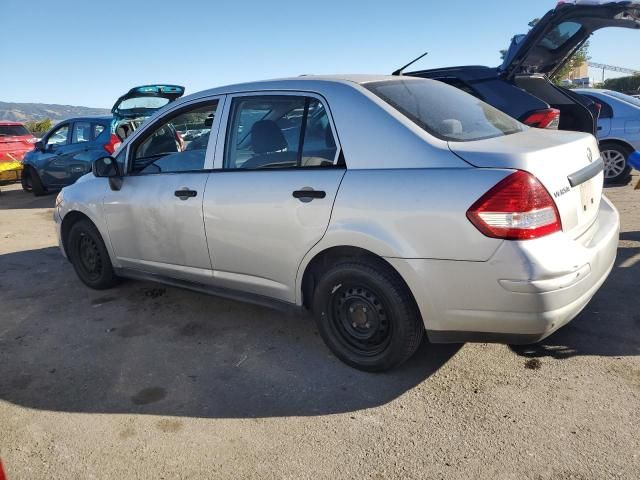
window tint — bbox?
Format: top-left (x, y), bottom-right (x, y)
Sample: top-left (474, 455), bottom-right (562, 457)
top-left (539, 22), bottom-right (582, 51)
top-left (0, 125), bottom-right (30, 136)
top-left (93, 124), bottom-right (106, 140)
top-left (224, 95), bottom-right (338, 169)
top-left (72, 122), bottom-right (91, 143)
top-left (46, 125), bottom-right (69, 147)
top-left (366, 79), bottom-right (524, 142)
top-left (130, 101), bottom-right (218, 174)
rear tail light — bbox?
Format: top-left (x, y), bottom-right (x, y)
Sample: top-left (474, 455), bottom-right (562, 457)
top-left (104, 134), bottom-right (121, 154)
top-left (467, 170), bottom-right (562, 240)
top-left (522, 108), bottom-right (561, 129)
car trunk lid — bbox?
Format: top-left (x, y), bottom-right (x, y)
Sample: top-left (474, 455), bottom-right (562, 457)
top-left (111, 84), bottom-right (185, 120)
top-left (449, 128), bottom-right (604, 238)
top-left (500, 1), bottom-right (640, 79)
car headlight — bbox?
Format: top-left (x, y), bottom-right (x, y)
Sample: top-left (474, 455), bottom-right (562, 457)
top-left (55, 191), bottom-right (64, 207)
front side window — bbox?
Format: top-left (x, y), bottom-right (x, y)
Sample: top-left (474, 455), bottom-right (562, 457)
top-left (72, 122), bottom-right (91, 144)
top-left (224, 95), bottom-right (338, 169)
top-left (130, 101), bottom-right (218, 175)
top-left (365, 79), bottom-right (524, 142)
top-left (46, 124), bottom-right (69, 147)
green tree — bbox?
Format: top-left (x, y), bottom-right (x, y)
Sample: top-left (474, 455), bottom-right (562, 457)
top-left (24, 118), bottom-right (52, 137)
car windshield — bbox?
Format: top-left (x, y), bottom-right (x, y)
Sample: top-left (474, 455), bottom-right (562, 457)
top-left (0, 125), bottom-right (30, 136)
top-left (604, 90), bottom-right (640, 109)
top-left (365, 79), bottom-right (524, 142)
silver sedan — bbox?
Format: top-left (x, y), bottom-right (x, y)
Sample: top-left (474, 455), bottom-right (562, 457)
top-left (55, 75), bottom-right (619, 371)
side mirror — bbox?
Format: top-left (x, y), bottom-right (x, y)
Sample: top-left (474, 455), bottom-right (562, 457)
top-left (35, 140), bottom-right (45, 152)
top-left (93, 156), bottom-right (123, 191)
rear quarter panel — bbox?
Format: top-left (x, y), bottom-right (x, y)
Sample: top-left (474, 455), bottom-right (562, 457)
top-left (295, 167), bottom-right (512, 304)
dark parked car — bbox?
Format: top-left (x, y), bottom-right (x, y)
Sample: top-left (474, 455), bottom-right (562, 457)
top-left (22, 85), bottom-right (184, 195)
top-left (405, 0), bottom-right (639, 182)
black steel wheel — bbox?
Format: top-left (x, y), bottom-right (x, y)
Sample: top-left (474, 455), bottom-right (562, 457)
top-left (67, 219), bottom-right (119, 289)
top-left (312, 261), bottom-right (424, 372)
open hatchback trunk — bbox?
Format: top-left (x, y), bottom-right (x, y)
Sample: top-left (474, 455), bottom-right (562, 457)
top-left (110, 85), bottom-right (185, 144)
top-left (500, 1), bottom-right (640, 78)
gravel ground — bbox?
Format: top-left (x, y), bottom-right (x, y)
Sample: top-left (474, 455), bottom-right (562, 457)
top-left (0, 178), bottom-right (638, 480)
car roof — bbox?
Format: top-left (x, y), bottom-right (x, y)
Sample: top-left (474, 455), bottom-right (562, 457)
top-left (60, 115), bottom-right (113, 122)
top-left (178, 75), bottom-right (414, 103)
top-left (0, 121), bottom-right (27, 126)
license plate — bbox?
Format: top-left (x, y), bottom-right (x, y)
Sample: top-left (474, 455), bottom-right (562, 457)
top-left (0, 170), bottom-right (19, 182)
top-left (579, 180), bottom-right (597, 218)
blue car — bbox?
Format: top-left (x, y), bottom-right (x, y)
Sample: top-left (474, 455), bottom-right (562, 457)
top-left (22, 85), bottom-right (184, 195)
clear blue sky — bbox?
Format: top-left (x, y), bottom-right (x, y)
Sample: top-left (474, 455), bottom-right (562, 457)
top-left (1, 0), bottom-right (638, 107)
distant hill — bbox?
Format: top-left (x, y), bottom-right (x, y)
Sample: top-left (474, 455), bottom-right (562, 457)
top-left (0, 101), bottom-right (111, 122)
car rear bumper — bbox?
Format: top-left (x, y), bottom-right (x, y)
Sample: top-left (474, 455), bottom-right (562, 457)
top-left (387, 196), bottom-right (620, 344)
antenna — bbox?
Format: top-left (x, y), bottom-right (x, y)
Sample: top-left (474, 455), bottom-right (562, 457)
top-left (392, 51), bottom-right (429, 76)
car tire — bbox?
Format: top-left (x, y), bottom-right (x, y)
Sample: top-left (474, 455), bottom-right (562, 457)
top-left (312, 261), bottom-right (424, 372)
top-left (21, 166), bottom-right (47, 196)
top-left (601, 142), bottom-right (632, 185)
top-left (67, 219), bottom-right (119, 290)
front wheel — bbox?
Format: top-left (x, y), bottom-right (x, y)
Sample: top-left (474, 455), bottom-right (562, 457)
top-left (601, 143), bottom-right (632, 185)
top-left (312, 261), bottom-right (424, 372)
top-left (21, 166), bottom-right (47, 196)
top-left (67, 219), bottom-right (119, 289)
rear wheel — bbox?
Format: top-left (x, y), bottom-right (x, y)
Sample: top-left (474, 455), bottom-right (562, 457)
top-left (601, 143), bottom-right (632, 185)
top-left (67, 219), bottom-right (119, 290)
top-left (21, 166), bottom-right (47, 196)
top-left (312, 261), bottom-right (424, 372)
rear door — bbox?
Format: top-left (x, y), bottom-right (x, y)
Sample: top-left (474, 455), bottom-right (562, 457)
top-left (103, 97), bottom-right (221, 283)
top-left (203, 92), bottom-right (345, 303)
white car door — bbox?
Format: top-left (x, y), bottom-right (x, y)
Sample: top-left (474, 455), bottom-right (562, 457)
top-left (103, 97), bottom-right (224, 283)
top-left (203, 93), bottom-right (345, 303)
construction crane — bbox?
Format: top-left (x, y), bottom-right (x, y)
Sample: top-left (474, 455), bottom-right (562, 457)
top-left (588, 62), bottom-right (640, 83)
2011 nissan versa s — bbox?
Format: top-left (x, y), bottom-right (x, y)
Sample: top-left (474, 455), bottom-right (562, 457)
top-left (55, 76), bottom-right (619, 371)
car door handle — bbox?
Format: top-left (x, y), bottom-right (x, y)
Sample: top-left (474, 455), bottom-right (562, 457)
top-left (175, 188), bottom-right (198, 200)
top-left (597, 126), bottom-right (603, 131)
top-left (292, 188), bottom-right (326, 201)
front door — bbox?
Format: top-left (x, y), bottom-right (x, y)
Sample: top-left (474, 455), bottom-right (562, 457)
top-left (204, 93), bottom-right (345, 302)
top-left (103, 98), bottom-right (221, 283)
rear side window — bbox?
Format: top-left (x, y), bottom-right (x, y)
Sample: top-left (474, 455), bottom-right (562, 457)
top-left (224, 95), bottom-right (338, 169)
top-left (0, 125), bottom-right (30, 136)
top-left (93, 124), bottom-right (106, 139)
top-left (72, 122), bottom-right (92, 143)
top-left (365, 79), bottom-right (524, 142)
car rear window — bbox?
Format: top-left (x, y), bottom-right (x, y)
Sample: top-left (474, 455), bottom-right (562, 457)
top-left (365, 79), bottom-right (524, 142)
top-left (0, 125), bottom-right (30, 136)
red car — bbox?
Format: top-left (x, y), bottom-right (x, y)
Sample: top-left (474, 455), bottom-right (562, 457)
top-left (0, 121), bottom-right (37, 182)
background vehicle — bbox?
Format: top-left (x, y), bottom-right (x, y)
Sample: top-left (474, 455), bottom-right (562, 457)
top-left (22, 85), bottom-right (184, 195)
top-left (406, 2), bottom-right (639, 138)
top-left (55, 76), bottom-right (618, 371)
top-left (0, 121), bottom-right (36, 183)
top-left (575, 88), bottom-right (640, 183)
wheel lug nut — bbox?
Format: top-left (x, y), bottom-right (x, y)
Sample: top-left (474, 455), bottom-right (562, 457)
top-left (349, 307), bottom-right (354, 313)
top-left (352, 322), bottom-right (358, 328)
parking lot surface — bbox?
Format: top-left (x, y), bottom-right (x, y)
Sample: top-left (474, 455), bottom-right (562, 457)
top-left (0, 180), bottom-right (638, 479)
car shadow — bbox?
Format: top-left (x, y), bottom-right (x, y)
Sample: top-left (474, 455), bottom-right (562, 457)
top-left (511, 231), bottom-right (640, 359)
top-left (0, 247), bottom-right (460, 419)
top-left (0, 185), bottom-right (57, 210)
